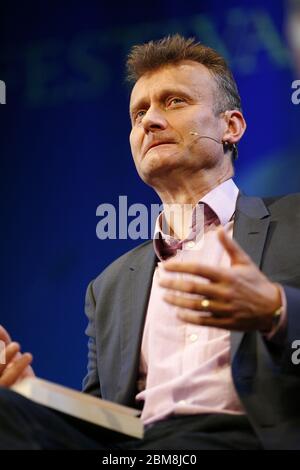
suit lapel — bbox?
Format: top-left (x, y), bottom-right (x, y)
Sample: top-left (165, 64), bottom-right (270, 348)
top-left (117, 243), bottom-right (157, 402)
top-left (230, 193), bottom-right (270, 360)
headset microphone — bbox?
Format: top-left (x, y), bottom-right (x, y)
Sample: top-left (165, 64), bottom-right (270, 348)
top-left (189, 131), bottom-right (222, 145)
top-left (189, 131), bottom-right (238, 160)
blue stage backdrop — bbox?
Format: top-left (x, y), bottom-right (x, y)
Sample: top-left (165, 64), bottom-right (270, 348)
top-left (0, 0), bottom-right (299, 389)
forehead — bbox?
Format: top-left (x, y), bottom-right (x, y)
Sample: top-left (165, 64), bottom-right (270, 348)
top-left (129, 60), bottom-right (216, 109)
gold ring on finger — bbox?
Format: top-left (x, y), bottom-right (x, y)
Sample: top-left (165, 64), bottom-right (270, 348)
top-left (201, 299), bottom-right (210, 309)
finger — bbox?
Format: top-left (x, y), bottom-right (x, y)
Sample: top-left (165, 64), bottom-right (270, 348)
top-left (162, 261), bottom-right (227, 283)
top-left (159, 278), bottom-right (232, 301)
top-left (0, 325), bottom-right (12, 345)
top-left (10, 350), bottom-right (35, 379)
top-left (0, 342), bottom-right (20, 374)
top-left (217, 227), bottom-right (251, 265)
top-left (163, 292), bottom-right (234, 314)
top-left (11, 352), bottom-right (35, 378)
top-left (0, 353), bottom-right (33, 388)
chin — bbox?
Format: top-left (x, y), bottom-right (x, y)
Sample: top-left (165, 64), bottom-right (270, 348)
top-left (136, 148), bottom-right (184, 181)
top-left (138, 163), bottom-right (178, 187)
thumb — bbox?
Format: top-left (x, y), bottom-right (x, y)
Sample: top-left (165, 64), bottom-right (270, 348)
top-left (218, 226), bottom-right (251, 265)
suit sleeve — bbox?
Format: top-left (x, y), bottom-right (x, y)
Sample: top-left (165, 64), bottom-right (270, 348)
top-left (263, 284), bottom-right (300, 378)
top-left (281, 284), bottom-right (300, 376)
top-left (82, 280), bottom-right (101, 397)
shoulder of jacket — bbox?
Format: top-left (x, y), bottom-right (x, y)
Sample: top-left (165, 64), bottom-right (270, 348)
top-left (91, 239), bottom-right (154, 289)
top-left (261, 193), bottom-right (300, 213)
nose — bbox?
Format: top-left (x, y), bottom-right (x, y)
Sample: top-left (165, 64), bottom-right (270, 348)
top-left (142, 106), bottom-right (168, 133)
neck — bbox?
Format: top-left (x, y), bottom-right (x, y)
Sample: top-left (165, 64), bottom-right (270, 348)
top-left (155, 165), bottom-right (233, 240)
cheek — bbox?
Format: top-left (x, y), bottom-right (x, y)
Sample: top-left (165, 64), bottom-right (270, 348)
top-left (177, 115), bottom-right (204, 141)
top-left (129, 129), bottom-right (137, 151)
top-left (129, 130), bottom-right (134, 149)
top-left (130, 130), bottom-right (142, 158)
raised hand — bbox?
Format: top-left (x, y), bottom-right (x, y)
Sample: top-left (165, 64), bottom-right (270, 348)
top-left (159, 227), bottom-right (282, 332)
top-left (0, 325), bottom-right (34, 388)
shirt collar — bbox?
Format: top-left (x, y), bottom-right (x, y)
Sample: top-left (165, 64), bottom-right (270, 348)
top-left (201, 178), bottom-right (239, 226)
top-left (153, 178), bottom-right (239, 260)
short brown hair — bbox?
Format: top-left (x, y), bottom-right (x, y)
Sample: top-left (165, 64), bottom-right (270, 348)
top-left (126, 34), bottom-right (242, 115)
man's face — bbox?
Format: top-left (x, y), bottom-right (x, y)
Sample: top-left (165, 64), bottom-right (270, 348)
top-left (129, 60), bottom-right (228, 186)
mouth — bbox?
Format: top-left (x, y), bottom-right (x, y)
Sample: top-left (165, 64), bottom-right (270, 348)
top-left (145, 142), bottom-right (176, 156)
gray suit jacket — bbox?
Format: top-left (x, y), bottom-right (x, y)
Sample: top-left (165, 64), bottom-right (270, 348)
top-left (83, 193), bottom-right (300, 449)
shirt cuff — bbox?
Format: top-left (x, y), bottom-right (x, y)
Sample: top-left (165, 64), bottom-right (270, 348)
top-left (264, 284), bottom-right (287, 343)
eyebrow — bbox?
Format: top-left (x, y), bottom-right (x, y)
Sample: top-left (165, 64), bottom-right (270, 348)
top-left (129, 88), bottom-right (194, 119)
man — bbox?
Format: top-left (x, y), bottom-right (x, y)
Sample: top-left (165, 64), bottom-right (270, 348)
top-left (0, 34), bottom-right (300, 450)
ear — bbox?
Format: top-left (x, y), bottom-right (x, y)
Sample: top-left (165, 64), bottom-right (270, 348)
top-left (222, 110), bottom-right (247, 145)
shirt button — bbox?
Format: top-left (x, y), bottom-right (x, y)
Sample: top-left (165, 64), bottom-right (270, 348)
top-left (186, 241), bottom-right (195, 248)
top-left (189, 333), bottom-right (198, 342)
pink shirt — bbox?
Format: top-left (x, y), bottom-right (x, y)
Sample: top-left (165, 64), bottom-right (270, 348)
top-left (135, 179), bottom-right (245, 425)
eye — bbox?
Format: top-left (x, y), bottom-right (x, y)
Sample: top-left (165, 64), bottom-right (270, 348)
top-left (134, 109), bottom-right (146, 123)
top-left (167, 97), bottom-right (185, 107)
